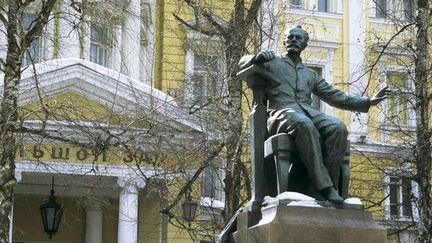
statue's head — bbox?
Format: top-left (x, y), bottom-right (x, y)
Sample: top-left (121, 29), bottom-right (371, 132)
top-left (284, 26), bottom-right (309, 54)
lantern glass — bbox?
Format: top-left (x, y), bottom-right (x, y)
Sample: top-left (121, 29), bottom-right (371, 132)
top-left (182, 197), bottom-right (198, 222)
top-left (40, 194), bottom-right (63, 239)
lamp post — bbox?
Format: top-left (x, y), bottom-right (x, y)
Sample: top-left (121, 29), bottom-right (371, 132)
top-left (40, 177), bottom-right (63, 239)
top-left (182, 190), bottom-right (198, 227)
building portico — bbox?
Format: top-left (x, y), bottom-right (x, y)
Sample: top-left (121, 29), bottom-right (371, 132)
top-left (12, 160), bottom-right (159, 243)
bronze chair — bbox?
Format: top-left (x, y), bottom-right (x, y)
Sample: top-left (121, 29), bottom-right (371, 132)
top-left (264, 133), bottom-right (350, 199)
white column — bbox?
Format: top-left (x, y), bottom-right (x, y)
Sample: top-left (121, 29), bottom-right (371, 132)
top-left (44, 11), bottom-right (56, 60)
top-left (111, 25), bottom-right (123, 72)
top-left (140, 0), bottom-right (157, 85)
top-left (57, 0), bottom-right (82, 59)
top-left (0, 24), bottom-right (6, 62)
top-left (10, 172), bottom-right (22, 243)
top-left (117, 177), bottom-right (145, 243)
top-left (348, 0), bottom-right (368, 142)
top-left (121, 0), bottom-right (141, 79)
top-left (258, 0), bottom-right (279, 51)
top-left (85, 198), bottom-right (104, 243)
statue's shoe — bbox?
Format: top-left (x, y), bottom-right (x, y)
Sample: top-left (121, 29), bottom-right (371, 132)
top-left (322, 187), bottom-right (344, 204)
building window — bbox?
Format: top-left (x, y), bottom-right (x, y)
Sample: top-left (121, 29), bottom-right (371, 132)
top-left (190, 54), bottom-right (219, 106)
top-left (140, 2), bottom-right (152, 48)
top-left (376, 0), bottom-right (388, 18)
top-left (22, 14), bottom-right (42, 65)
top-left (317, 0), bottom-right (329, 12)
top-left (290, 0), bottom-right (303, 9)
top-left (388, 175), bottom-right (414, 220)
top-left (182, 18), bottom-right (227, 110)
top-left (403, 0), bottom-right (415, 21)
top-left (90, 24), bottom-right (111, 67)
top-left (385, 167), bottom-right (418, 222)
top-left (202, 166), bottom-right (216, 198)
top-left (386, 72), bottom-right (409, 126)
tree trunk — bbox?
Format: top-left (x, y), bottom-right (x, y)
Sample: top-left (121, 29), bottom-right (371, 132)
top-left (414, 1), bottom-right (432, 242)
top-left (0, 1), bottom-right (56, 240)
top-left (0, 2), bottom-right (21, 241)
top-left (223, 37), bottom-right (246, 220)
top-left (222, 0), bottom-right (262, 221)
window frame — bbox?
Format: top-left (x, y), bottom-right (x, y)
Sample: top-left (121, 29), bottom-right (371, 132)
top-left (375, 0), bottom-right (389, 18)
top-left (317, 0), bottom-right (330, 12)
top-left (384, 167), bottom-right (418, 222)
top-left (189, 53), bottom-right (221, 107)
top-left (202, 165), bottom-right (216, 198)
top-left (402, 0), bottom-right (416, 22)
top-left (386, 71), bottom-right (409, 125)
top-left (22, 13), bottom-right (44, 66)
top-left (290, 0), bottom-right (304, 9)
top-left (89, 23), bottom-right (112, 67)
top-left (183, 29), bottom-right (226, 110)
top-left (379, 65), bottom-right (415, 129)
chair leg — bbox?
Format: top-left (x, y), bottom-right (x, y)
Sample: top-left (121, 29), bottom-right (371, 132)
top-left (339, 141), bottom-right (350, 199)
top-left (340, 163), bottom-right (350, 199)
top-left (274, 150), bottom-right (292, 195)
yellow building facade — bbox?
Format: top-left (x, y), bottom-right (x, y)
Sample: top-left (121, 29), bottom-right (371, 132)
top-left (155, 0), bottom-right (420, 242)
top-left (259, 1), bottom-right (418, 242)
top-left (6, 0), bottom-right (221, 243)
top-left (4, 0), bottom-right (419, 242)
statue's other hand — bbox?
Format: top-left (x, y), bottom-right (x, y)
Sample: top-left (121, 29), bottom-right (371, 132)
top-left (370, 86), bottom-right (392, 106)
top-left (253, 50), bottom-right (276, 64)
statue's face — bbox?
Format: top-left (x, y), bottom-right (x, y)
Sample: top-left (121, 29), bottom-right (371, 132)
top-left (285, 28), bottom-right (308, 54)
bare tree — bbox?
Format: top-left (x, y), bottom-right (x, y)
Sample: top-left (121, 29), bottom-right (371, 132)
top-left (170, 0), bottom-right (268, 222)
top-left (0, 1), bottom-right (226, 242)
top-left (0, 1), bottom-right (57, 241)
top-left (412, 1), bottom-right (432, 242)
top-left (345, 1), bottom-right (432, 242)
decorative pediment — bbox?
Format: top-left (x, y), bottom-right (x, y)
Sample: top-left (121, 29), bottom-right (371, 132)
top-left (0, 58), bottom-right (204, 133)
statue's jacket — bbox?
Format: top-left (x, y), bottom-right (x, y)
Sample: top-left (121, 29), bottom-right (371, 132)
top-left (239, 53), bottom-right (371, 118)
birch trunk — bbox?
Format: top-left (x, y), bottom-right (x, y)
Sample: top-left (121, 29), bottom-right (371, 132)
top-left (0, 1), bottom-right (57, 241)
top-left (414, 1), bottom-right (432, 242)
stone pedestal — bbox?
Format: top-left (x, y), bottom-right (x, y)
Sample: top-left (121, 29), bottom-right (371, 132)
top-left (232, 205), bottom-right (387, 243)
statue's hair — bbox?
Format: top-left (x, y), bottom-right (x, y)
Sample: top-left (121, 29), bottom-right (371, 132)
top-left (284, 25), bottom-right (309, 42)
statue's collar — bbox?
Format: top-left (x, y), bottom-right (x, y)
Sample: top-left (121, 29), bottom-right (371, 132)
top-left (282, 53), bottom-right (304, 69)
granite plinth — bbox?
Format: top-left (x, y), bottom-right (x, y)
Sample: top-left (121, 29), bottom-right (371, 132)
top-left (232, 205), bottom-right (387, 243)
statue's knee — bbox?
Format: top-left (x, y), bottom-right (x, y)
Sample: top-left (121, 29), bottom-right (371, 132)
top-left (296, 118), bottom-right (315, 131)
top-left (292, 119), bottom-right (320, 138)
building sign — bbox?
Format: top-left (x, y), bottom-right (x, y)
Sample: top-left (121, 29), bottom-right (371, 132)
top-left (16, 144), bottom-right (147, 164)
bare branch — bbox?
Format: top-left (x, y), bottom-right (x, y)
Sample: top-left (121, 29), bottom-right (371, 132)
top-left (160, 141), bottom-right (225, 216)
top-left (23, 0), bottom-right (56, 47)
top-left (244, 0), bottom-right (263, 28)
top-left (181, 0), bottom-right (228, 38)
top-left (361, 22), bottom-right (416, 95)
top-left (0, 11), bottom-right (7, 26)
top-left (173, 13), bottom-right (217, 36)
top-left (22, 0), bottom-right (37, 5)
top-left (0, 58), bottom-right (5, 72)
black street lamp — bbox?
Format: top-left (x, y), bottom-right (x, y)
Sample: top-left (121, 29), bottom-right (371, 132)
top-left (182, 190), bottom-right (198, 227)
top-left (40, 177), bottom-right (63, 239)
top-left (182, 190), bottom-right (198, 226)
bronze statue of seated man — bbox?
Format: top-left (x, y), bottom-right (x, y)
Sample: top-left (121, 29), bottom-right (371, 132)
top-left (239, 26), bottom-right (390, 203)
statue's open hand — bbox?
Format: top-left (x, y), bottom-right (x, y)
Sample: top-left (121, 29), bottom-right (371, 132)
top-left (370, 86), bottom-right (392, 106)
top-left (253, 50), bottom-right (276, 64)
